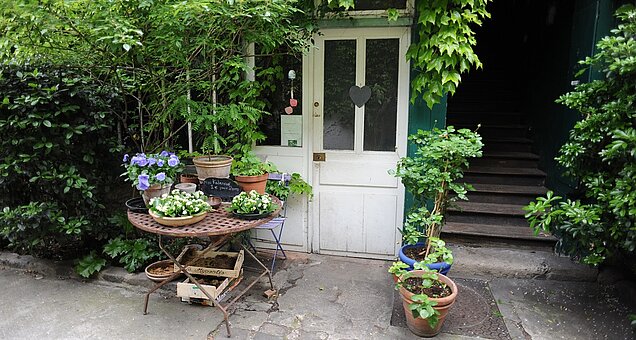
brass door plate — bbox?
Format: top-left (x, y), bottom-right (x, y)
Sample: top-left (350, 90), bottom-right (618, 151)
top-left (313, 153), bottom-right (326, 162)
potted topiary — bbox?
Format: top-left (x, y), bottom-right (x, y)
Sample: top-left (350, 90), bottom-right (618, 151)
top-left (122, 151), bottom-right (185, 206)
top-left (231, 153), bottom-right (277, 194)
top-left (391, 126), bottom-right (482, 272)
top-left (393, 263), bottom-right (459, 337)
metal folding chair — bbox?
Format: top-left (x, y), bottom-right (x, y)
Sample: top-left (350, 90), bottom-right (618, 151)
top-left (247, 173), bottom-right (290, 274)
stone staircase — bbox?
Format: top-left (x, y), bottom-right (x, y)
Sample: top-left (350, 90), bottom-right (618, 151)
top-left (443, 73), bottom-right (556, 247)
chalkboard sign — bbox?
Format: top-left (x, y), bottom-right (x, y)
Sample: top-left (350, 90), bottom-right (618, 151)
top-left (201, 178), bottom-right (242, 202)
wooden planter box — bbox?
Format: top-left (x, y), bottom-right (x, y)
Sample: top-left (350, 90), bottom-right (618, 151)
top-left (175, 247), bottom-right (244, 278)
top-left (178, 272), bottom-right (243, 306)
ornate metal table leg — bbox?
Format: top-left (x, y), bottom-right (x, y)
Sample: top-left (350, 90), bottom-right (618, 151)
top-left (155, 235), bottom-right (233, 337)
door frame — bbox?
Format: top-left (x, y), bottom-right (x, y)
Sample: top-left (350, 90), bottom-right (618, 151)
top-left (307, 26), bottom-right (411, 258)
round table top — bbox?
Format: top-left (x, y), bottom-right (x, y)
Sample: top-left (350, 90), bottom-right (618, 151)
top-left (128, 197), bottom-right (282, 237)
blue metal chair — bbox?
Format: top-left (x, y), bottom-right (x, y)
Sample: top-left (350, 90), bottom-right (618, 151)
top-left (248, 173), bottom-right (290, 274)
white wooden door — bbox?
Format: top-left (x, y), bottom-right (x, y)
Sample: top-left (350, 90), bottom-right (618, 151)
top-left (311, 27), bottom-right (409, 259)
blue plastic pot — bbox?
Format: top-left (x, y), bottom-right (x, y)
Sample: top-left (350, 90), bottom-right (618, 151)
top-left (398, 242), bottom-right (452, 275)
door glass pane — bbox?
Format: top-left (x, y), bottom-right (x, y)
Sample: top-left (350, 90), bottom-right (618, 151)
top-left (364, 39), bottom-right (399, 151)
top-left (323, 40), bottom-right (356, 150)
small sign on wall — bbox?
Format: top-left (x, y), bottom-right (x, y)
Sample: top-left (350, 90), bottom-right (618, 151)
top-left (281, 115), bottom-right (302, 147)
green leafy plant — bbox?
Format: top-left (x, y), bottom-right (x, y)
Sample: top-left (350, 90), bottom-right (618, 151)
top-left (149, 190), bottom-right (210, 218)
top-left (0, 67), bottom-right (121, 260)
top-left (75, 252), bottom-right (107, 278)
top-left (407, 0), bottom-right (492, 108)
top-left (265, 173), bottom-right (313, 201)
top-left (232, 153), bottom-right (277, 177)
top-left (228, 190), bottom-right (276, 215)
top-left (391, 126), bottom-right (482, 257)
top-left (524, 5), bottom-right (636, 265)
top-left (103, 237), bottom-right (161, 272)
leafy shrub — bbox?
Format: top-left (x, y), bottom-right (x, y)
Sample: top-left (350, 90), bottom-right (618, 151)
top-left (0, 66), bottom-right (122, 259)
top-left (524, 5), bottom-right (636, 265)
top-left (103, 237), bottom-right (160, 273)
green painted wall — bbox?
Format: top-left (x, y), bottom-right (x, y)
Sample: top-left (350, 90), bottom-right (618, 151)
top-left (528, 0), bottom-right (619, 196)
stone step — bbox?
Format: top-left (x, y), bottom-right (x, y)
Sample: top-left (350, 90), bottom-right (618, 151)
top-left (452, 123), bottom-right (530, 139)
top-left (482, 138), bottom-right (534, 152)
top-left (471, 183), bottom-right (548, 195)
top-left (464, 172), bottom-right (545, 186)
top-left (448, 112), bottom-right (525, 125)
top-left (464, 192), bottom-right (539, 205)
top-left (466, 166), bottom-right (546, 176)
top-left (449, 201), bottom-right (527, 216)
top-left (443, 222), bottom-right (557, 242)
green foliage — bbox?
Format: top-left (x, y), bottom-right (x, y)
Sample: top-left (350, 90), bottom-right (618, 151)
top-left (0, 0), bottom-right (315, 153)
top-left (524, 6), bottom-right (636, 265)
top-left (423, 237), bottom-right (453, 266)
top-left (409, 0), bottom-right (492, 108)
top-left (391, 127), bottom-right (483, 250)
top-left (104, 237), bottom-right (160, 272)
top-left (232, 153), bottom-right (277, 177)
top-left (0, 66), bottom-right (121, 259)
top-left (266, 173), bottom-right (313, 201)
top-left (75, 252), bottom-right (107, 278)
top-left (228, 191), bottom-right (276, 215)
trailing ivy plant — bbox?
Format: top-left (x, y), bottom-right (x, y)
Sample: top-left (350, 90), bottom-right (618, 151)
top-left (524, 5), bottom-right (636, 266)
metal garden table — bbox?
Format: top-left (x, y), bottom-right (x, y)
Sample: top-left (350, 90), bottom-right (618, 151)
top-left (127, 199), bottom-right (282, 338)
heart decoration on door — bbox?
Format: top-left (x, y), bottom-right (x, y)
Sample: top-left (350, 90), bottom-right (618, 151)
top-left (349, 85), bottom-right (371, 108)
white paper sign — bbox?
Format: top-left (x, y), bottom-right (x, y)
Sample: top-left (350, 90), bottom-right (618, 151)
top-left (281, 115), bottom-right (302, 147)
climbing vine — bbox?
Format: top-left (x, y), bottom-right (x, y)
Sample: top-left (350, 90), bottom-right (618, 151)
top-left (408, 0), bottom-right (491, 108)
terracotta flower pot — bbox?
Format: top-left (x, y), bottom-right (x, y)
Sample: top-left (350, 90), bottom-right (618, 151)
top-left (142, 184), bottom-right (171, 206)
top-left (398, 271), bottom-right (458, 337)
top-left (180, 173), bottom-right (200, 185)
top-left (193, 155), bottom-right (233, 180)
top-left (234, 173), bottom-right (268, 194)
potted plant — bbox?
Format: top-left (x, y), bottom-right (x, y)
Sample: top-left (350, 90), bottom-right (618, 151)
top-left (392, 263), bottom-right (458, 337)
top-left (148, 190), bottom-right (210, 226)
top-left (265, 172), bottom-right (313, 203)
top-left (180, 102), bottom-right (268, 181)
top-left (391, 126), bottom-right (482, 272)
top-left (122, 151), bottom-right (185, 205)
top-left (227, 190), bottom-right (277, 220)
top-left (399, 237), bottom-right (453, 274)
top-left (232, 153), bottom-right (277, 194)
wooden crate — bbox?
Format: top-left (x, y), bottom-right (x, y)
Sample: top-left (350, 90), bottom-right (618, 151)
top-left (179, 273), bottom-right (243, 306)
top-left (177, 276), bottom-right (231, 301)
top-left (175, 247), bottom-right (244, 278)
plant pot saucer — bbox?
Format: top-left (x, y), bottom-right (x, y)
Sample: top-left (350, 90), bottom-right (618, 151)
top-left (231, 211), bottom-right (272, 220)
top-left (125, 197), bottom-right (148, 214)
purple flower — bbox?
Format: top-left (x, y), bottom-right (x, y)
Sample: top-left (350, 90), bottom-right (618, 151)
top-left (148, 158), bottom-right (156, 166)
top-left (159, 150), bottom-right (169, 157)
top-left (168, 157), bottom-right (179, 167)
top-left (123, 154), bottom-right (129, 162)
top-left (155, 172), bottom-right (166, 181)
top-left (157, 159), bottom-right (165, 167)
top-left (131, 155), bottom-right (148, 167)
top-left (137, 174), bottom-right (150, 190)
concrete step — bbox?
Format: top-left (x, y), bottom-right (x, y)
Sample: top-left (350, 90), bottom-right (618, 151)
top-left (482, 138), bottom-right (533, 152)
top-left (451, 123), bottom-right (530, 139)
top-left (466, 166), bottom-right (546, 176)
top-left (464, 191), bottom-right (539, 205)
top-left (464, 172), bottom-right (545, 186)
top-left (443, 222), bottom-right (556, 241)
top-left (472, 151), bottom-right (540, 168)
top-left (448, 111), bottom-right (525, 125)
top-left (471, 183), bottom-right (548, 195)
top-left (449, 201), bottom-right (527, 216)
